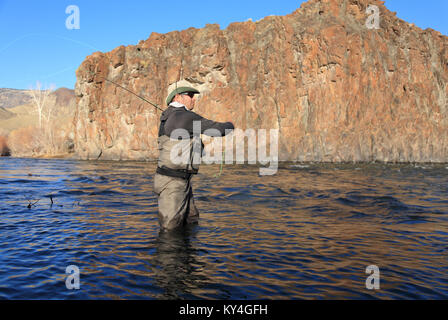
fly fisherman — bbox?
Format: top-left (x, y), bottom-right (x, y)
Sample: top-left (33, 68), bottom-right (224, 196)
top-left (154, 80), bottom-right (234, 231)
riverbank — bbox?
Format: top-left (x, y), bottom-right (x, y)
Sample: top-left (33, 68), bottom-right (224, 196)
top-left (3, 154), bottom-right (448, 166)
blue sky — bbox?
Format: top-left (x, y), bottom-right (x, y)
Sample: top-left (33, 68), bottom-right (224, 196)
top-left (0, 0), bottom-right (447, 90)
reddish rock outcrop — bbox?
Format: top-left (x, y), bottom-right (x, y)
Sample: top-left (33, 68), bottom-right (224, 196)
top-left (74, 0), bottom-right (448, 162)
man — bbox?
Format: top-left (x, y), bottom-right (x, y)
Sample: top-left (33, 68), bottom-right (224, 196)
top-left (154, 81), bottom-right (234, 231)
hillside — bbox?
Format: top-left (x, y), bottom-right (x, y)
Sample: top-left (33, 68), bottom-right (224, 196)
top-left (0, 88), bottom-right (76, 131)
top-left (0, 107), bottom-right (16, 120)
top-left (0, 88), bottom-right (76, 157)
top-left (0, 88), bottom-right (32, 109)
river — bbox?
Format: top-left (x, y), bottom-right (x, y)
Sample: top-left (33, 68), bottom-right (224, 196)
top-left (0, 158), bottom-right (447, 299)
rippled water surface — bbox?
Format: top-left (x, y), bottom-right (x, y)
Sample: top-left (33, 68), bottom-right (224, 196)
top-left (1, 158), bottom-right (447, 299)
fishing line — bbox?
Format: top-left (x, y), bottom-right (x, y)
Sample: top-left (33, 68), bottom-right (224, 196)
top-left (102, 77), bottom-right (164, 112)
top-left (213, 149), bottom-right (225, 178)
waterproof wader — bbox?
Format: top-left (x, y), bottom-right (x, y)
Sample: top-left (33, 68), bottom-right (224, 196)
top-left (154, 173), bottom-right (199, 230)
top-left (154, 106), bottom-right (201, 231)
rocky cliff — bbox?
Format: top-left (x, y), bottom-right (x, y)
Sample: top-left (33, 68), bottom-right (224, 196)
top-left (74, 0), bottom-right (448, 162)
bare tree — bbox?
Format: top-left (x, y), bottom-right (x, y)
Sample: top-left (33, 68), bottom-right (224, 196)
top-left (29, 81), bottom-right (55, 129)
top-left (43, 93), bottom-right (56, 150)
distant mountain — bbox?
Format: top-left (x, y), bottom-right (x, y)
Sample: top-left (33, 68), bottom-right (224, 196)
top-left (53, 87), bottom-right (75, 106)
top-left (0, 87), bottom-right (75, 110)
top-left (0, 87), bottom-right (75, 108)
top-left (0, 88), bottom-right (32, 109)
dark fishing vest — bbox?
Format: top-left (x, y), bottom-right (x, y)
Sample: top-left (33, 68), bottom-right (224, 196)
top-left (156, 107), bottom-right (202, 179)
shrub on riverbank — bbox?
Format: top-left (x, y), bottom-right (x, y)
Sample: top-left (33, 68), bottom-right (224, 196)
top-left (7, 126), bottom-right (41, 157)
top-left (7, 125), bottom-right (74, 158)
top-left (0, 135), bottom-right (10, 156)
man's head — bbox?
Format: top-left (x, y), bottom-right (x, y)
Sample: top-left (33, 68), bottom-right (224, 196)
top-left (166, 81), bottom-right (200, 110)
top-left (172, 89), bottom-right (199, 110)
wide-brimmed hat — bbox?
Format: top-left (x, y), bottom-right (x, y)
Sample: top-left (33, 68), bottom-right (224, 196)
top-left (166, 80), bottom-right (200, 105)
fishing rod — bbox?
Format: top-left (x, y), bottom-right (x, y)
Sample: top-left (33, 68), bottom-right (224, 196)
top-left (103, 78), bottom-right (164, 112)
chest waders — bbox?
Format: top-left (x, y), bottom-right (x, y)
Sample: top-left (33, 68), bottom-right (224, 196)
top-left (156, 108), bottom-right (203, 180)
top-left (154, 107), bottom-right (201, 230)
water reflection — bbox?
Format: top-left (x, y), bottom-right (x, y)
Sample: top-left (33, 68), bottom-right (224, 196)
top-left (152, 226), bottom-right (207, 299)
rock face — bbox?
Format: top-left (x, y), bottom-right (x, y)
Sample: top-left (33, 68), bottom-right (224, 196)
top-left (74, 0), bottom-right (448, 162)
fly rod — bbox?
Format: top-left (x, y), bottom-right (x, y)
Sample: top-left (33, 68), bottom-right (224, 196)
top-left (103, 77), bottom-right (164, 112)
